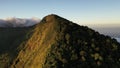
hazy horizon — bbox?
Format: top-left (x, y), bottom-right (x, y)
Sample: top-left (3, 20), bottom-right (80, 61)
top-left (0, 16), bottom-right (120, 27)
top-left (0, 0), bottom-right (120, 25)
top-left (0, 0), bottom-right (120, 38)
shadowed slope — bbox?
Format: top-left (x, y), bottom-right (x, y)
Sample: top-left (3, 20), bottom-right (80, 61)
top-left (0, 26), bottom-right (34, 68)
top-left (42, 15), bottom-right (120, 68)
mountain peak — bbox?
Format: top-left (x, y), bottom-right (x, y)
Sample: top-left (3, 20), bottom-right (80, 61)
top-left (42, 14), bottom-right (58, 23)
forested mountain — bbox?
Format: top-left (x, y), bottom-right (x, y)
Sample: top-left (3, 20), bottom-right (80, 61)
top-left (0, 14), bottom-right (120, 68)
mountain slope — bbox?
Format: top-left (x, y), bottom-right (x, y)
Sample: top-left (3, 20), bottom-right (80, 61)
top-left (0, 14), bottom-right (120, 68)
top-left (11, 15), bottom-right (60, 68)
top-left (0, 26), bottom-right (34, 68)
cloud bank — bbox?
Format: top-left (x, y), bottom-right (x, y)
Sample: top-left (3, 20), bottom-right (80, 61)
top-left (0, 17), bottom-right (40, 27)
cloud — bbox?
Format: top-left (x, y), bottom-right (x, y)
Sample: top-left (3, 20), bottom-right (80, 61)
top-left (0, 17), bottom-right (40, 27)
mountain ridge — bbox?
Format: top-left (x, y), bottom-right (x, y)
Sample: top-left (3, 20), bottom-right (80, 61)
top-left (0, 14), bottom-right (120, 68)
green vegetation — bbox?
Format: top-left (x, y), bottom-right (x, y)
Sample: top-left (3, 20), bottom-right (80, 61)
top-left (43, 14), bottom-right (120, 68)
top-left (0, 14), bottom-right (120, 68)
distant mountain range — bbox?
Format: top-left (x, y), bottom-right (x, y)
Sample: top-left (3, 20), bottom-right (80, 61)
top-left (0, 14), bottom-right (120, 68)
top-left (0, 17), bottom-right (40, 27)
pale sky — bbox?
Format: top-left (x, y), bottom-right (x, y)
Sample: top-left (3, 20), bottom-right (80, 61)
top-left (0, 0), bottom-right (120, 25)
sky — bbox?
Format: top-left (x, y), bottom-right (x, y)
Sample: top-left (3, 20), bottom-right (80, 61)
top-left (0, 0), bottom-right (120, 25)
